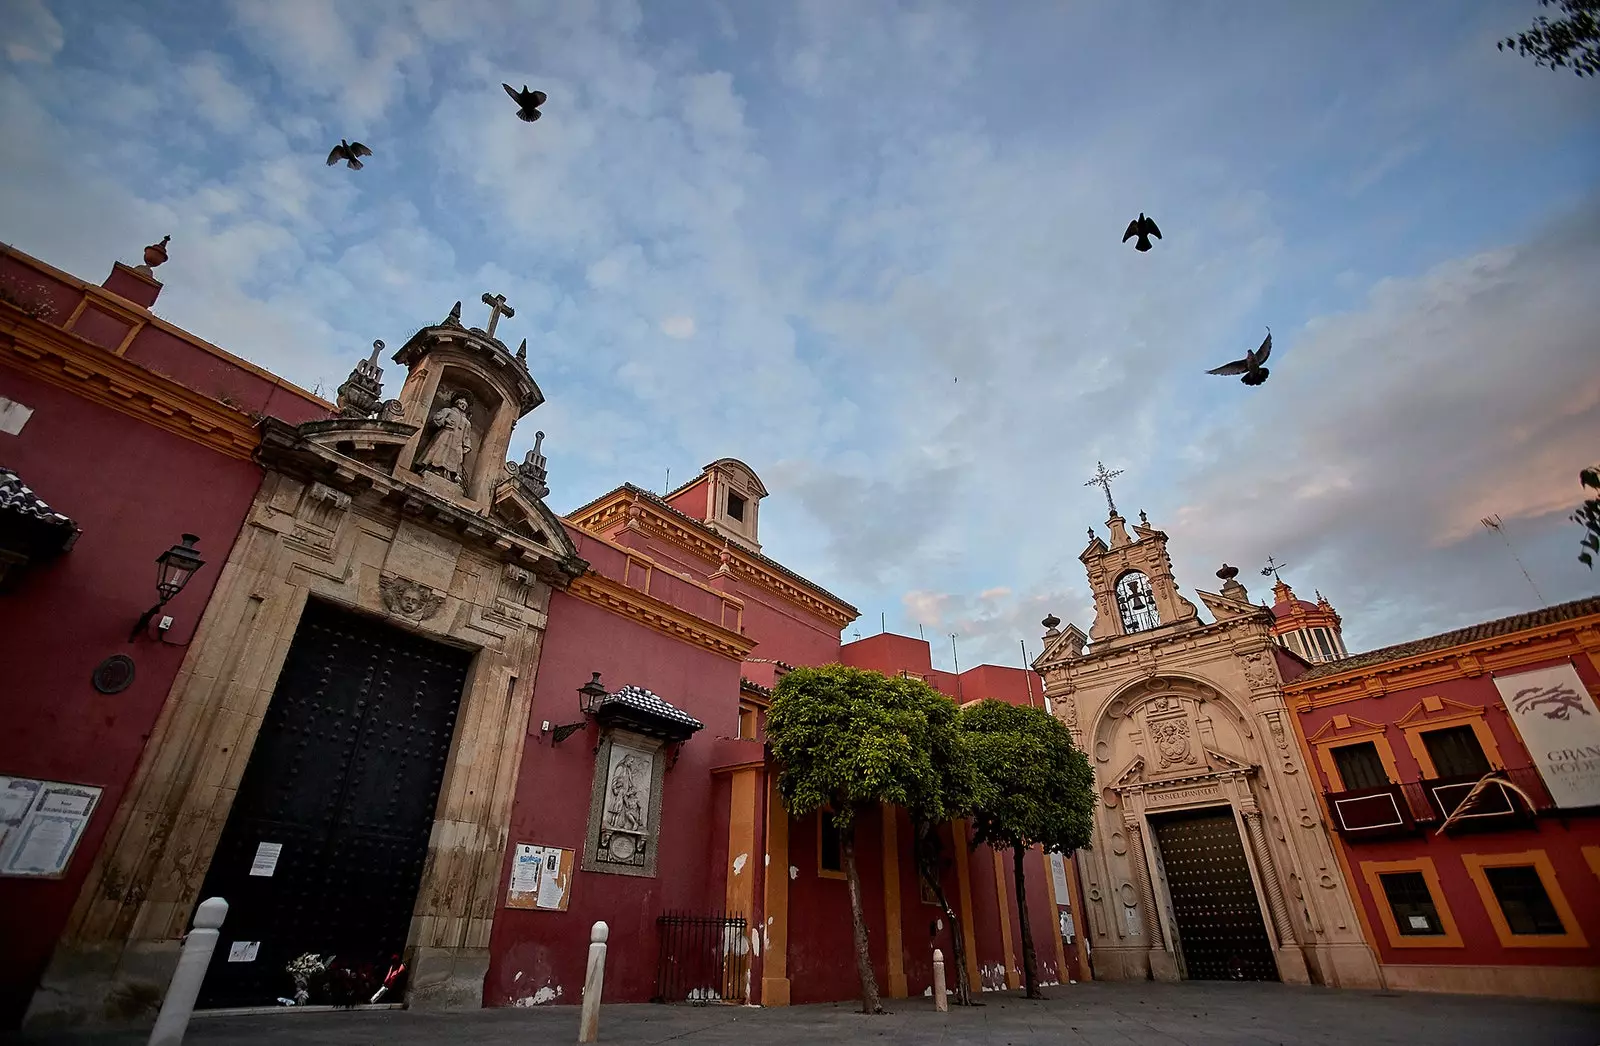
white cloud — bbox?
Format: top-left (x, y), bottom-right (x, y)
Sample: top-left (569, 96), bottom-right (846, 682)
top-left (3, 0), bottom-right (62, 64)
top-left (659, 314), bottom-right (695, 339)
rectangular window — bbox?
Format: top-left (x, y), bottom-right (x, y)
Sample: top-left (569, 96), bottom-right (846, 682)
top-left (1314, 629), bottom-right (1335, 661)
top-left (737, 704), bottom-right (758, 740)
top-left (1331, 741), bottom-right (1389, 790)
top-left (1378, 871), bottom-right (1445, 936)
top-left (726, 491), bottom-right (745, 522)
top-left (819, 812), bottom-right (843, 874)
top-left (1484, 865), bottom-right (1566, 936)
top-left (1422, 725), bottom-right (1491, 778)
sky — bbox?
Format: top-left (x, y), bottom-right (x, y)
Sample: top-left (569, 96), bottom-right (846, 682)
top-left (2, 0), bottom-right (1597, 672)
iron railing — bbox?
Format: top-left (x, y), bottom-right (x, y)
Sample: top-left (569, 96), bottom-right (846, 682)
top-left (1326, 768), bottom-right (1557, 842)
top-left (653, 911), bottom-right (748, 1005)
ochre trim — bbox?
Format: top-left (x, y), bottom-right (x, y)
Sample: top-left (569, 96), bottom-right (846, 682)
top-left (725, 768), bottom-right (760, 931)
top-left (1360, 857), bottom-right (1465, 949)
top-left (568, 489), bottom-right (856, 628)
top-left (992, 848), bottom-right (1020, 989)
top-left (880, 803), bottom-right (907, 998)
top-left (1, 306), bottom-right (261, 460)
top-left (1285, 617), bottom-right (1600, 709)
top-left (952, 818), bottom-right (980, 990)
top-left (760, 774), bottom-right (791, 1006)
top-left (1583, 845), bottom-right (1600, 885)
top-left (1307, 718), bottom-right (1403, 790)
top-left (1396, 700), bottom-right (1504, 777)
top-left (566, 570), bottom-right (757, 661)
top-left (1460, 850), bottom-right (1588, 949)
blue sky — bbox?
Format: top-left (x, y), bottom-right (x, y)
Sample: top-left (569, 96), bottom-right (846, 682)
top-left (2, 0), bottom-right (1597, 670)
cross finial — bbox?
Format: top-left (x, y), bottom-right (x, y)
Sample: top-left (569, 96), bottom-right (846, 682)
top-left (1261, 554), bottom-right (1288, 582)
top-left (1084, 460), bottom-right (1125, 517)
top-left (480, 292), bottom-right (516, 338)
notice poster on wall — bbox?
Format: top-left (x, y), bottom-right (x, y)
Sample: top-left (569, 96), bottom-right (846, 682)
top-left (0, 777), bottom-right (101, 878)
top-left (1049, 852), bottom-right (1071, 905)
top-left (506, 843), bottom-right (575, 911)
top-left (1494, 662), bottom-right (1600, 809)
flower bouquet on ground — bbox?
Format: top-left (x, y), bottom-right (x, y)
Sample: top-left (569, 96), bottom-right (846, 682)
top-left (280, 952), bottom-right (332, 1006)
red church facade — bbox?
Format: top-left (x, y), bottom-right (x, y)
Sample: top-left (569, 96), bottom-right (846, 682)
top-left (1283, 596), bottom-right (1600, 1000)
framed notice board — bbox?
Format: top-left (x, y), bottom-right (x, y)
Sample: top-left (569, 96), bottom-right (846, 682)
top-left (507, 843), bottom-right (576, 911)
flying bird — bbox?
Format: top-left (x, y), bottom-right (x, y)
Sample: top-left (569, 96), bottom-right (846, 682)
top-left (1206, 328), bottom-right (1273, 386)
top-left (503, 84), bottom-right (548, 122)
top-left (326, 140), bottom-right (372, 170)
top-left (1122, 213), bottom-right (1161, 252)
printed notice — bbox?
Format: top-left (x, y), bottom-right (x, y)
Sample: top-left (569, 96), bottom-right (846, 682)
top-left (1124, 907), bottom-right (1140, 936)
top-left (1049, 852), bottom-right (1071, 905)
top-left (506, 843), bottom-right (575, 912)
top-left (1407, 915), bottom-right (1430, 931)
top-left (0, 778), bottom-right (100, 879)
top-left (227, 941), bottom-right (261, 963)
top-left (1060, 911), bottom-right (1075, 942)
top-left (249, 842), bottom-right (283, 877)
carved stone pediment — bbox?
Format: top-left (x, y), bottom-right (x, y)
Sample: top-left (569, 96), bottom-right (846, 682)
top-left (298, 417), bottom-right (419, 474)
top-left (1037, 621), bottom-right (1089, 666)
top-left (1195, 587), bottom-right (1267, 623)
top-left (490, 478), bottom-right (580, 562)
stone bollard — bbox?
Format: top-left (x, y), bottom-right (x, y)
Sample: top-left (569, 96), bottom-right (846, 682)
top-left (578, 921), bottom-right (609, 1044)
top-left (148, 897), bottom-right (228, 1046)
top-left (932, 948), bottom-right (948, 1013)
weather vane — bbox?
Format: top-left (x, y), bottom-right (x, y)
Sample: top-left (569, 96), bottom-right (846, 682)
top-left (1261, 555), bottom-right (1288, 582)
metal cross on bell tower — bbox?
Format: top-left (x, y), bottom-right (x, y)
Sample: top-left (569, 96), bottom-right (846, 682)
top-left (1261, 554), bottom-right (1289, 582)
top-left (1084, 461), bottom-right (1125, 517)
top-left (480, 292), bottom-right (516, 338)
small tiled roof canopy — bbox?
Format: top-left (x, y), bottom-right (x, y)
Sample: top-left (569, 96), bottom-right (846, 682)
top-left (0, 466), bottom-right (80, 578)
top-left (595, 684), bottom-right (705, 744)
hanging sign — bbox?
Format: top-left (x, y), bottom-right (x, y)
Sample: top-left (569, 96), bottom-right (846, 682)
top-left (1494, 662), bottom-right (1600, 809)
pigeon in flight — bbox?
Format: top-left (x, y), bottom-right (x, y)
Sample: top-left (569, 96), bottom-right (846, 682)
top-left (504, 84), bottom-right (548, 122)
top-left (1122, 213), bottom-right (1161, 252)
top-left (326, 140), bottom-right (372, 170)
top-left (1207, 328), bottom-right (1273, 386)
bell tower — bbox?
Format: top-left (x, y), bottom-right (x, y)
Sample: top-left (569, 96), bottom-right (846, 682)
top-left (1079, 463), bottom-right (1199, 647)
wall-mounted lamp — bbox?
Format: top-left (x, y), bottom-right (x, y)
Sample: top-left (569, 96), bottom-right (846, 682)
top-left (129, 534), bottom-right (204, 641)
top-left (551, 671), bottom-right (608, 744)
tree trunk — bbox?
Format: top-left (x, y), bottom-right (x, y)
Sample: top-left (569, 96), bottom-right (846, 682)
top-left (1011, 843), bottom-right (1042, 999)
top-left (839, 815), bottom-right (883, 1014)
top-left (913, 818), bottom-right (973, 1005)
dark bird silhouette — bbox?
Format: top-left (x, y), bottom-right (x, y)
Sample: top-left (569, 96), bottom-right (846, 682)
top-left (326, 140), bottom-right (372, 170)
top-left (1122, 213), bottom-right (1161, 252)
top-left (1207, 328), bottom-right (1273, 386)
top-left (503, 84), bottom-right (548, 122)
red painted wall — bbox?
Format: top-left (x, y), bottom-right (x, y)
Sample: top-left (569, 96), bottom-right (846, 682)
top-left (1299, 653), bottom-right (1600, 971)
top-left (785, 804), bottom-right (891, 1004)
top-left (0, 369), bottom-right (263, 1027)
top-left (483, 583), bottom-right (745, 1007)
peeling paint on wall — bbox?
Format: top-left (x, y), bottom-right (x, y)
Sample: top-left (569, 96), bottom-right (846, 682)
top-left (513, 984), bottom-right (563, 1007)
top-left (733, 852), bottom-right (747, 875)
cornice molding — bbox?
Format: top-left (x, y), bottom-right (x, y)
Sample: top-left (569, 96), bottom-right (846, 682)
top-left (569, 490), bottom-right (856, 629)
top-left (1285, 617), bottom-right (1600, 710)
top-left (0, 304), bottom-right (260, 460)
top-left (567, 570), bottom-right (758, 662)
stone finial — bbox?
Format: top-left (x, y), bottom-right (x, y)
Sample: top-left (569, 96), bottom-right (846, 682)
top-left (1139, 509), bottom-right (1149, 526)
top-left (144, 235), bottom-right (171, 269)
top-left (446, 301), bottom-right (463, 326)
top-left (517, 429), bottom-right (549, 498)
top-left (1216, 564), bottom-right (1239, 581)
top-left (1086, 527), bottom-right (1096, 543)
top-left (1042, 613), bottom-right (1061, 637)
top-left (517, 338), bottom-right (527, 361)
top-left (335, 339), bottom-right (386, 418)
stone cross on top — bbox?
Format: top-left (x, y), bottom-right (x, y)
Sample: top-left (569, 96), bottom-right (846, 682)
top-left (481, 292), bottom-right (516, 338)
top-left (1084, 460), bottom-right (1125, 517)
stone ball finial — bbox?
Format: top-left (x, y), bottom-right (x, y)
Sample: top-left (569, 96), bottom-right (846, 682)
top-left (1216, 564), bottom-right (1239, 581)
top-left (1042, 613), bottom-right (1061, 631)
top-left (143, 235), bottom-right (171, 268)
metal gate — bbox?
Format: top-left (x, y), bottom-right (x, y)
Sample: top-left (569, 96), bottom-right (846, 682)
top-left (1149, 807), bottom-right (1278, 981)
top-left (194, 599), bottom-right (472, 1008)
top-left (653, 911), bottom-right (749, 1004)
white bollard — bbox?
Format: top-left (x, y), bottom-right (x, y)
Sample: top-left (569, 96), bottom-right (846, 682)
top-left (148, 897), bottom-right (228, 1046)
top-left (577, 921), bottom-right (608, 1044)
top-left (932, 948), bottom-right (948, 1013)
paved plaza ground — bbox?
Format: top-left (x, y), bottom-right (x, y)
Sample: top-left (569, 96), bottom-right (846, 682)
top-left (5, 981), bottom-right (1596, 1046)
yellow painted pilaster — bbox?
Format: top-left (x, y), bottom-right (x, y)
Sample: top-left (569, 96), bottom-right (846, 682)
top-left (881, 803), bottom-right (907, 998)
top-left (993, 849), bottom-right (1020, 989)
top-left (1042, 847), bottom-right (1069, 983)
top-left (760, 773), bottom-right (791, 1006)
top-left (725, 768), bottom-right (759, 922)
top-left (952, 818), bottom-right (981, 991)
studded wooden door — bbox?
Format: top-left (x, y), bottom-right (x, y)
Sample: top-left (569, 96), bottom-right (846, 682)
top-left (195, 599), bottom-right (472, 1008)
top-left (1149, 807), bottom-right (1278, 982)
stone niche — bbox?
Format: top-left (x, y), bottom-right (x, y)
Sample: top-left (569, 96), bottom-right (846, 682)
top-left (27, 301), bottom-right (587, 1027)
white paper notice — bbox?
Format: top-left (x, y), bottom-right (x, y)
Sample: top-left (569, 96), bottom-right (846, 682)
top-left (1060, 911), bottom-right (1076, 941)
top-left (249, 842), bottom-right (283, 877)
top-left (535, 850), bottom-right (565, 910)
top-left (1407, 915), bottom-right (1429, 931)
top-left (1124, 907), bottom-right (1140, 936)
top-left (1049, 852), bottom-right (1071, 905)
top-left (0, 780), bottom-right (100, 878)
top-left (227, 941), bottom-right (261, 962)
top-left (511, 845), bottom-right (543, 894)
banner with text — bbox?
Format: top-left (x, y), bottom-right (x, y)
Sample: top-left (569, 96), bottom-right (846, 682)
top-left (1494, 661), bottom-right (1600, 809)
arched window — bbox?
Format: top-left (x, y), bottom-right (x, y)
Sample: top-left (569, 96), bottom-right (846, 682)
top-left (1115, 571), bottom-right (1160, 634)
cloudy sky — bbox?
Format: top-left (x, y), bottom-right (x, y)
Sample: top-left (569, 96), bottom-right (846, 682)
top-left (3, 0), bottom-right (1596, 670)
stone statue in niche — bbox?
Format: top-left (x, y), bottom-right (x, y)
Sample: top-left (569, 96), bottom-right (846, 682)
top-left (416, 389), bottom-right (475, 488)
top-left (597, 745), bottom-right (652, 867)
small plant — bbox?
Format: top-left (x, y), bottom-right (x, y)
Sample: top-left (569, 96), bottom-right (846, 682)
top-left (1574, 466), bottom-right (1600, 567)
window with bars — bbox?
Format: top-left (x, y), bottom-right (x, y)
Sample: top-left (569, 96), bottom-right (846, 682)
top-left (1331, 742), bottom-right (1390, 790)
top-left (1378, 871), bottom-right (1445, 936)
top-left (1421, 725), bottom-right (1491, 778)
top-left (1484, 865), bottom-right (1565, 936)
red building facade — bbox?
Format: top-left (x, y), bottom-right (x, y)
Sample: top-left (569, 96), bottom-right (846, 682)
top-left (1284, 596), bottom-right (1600, 1000)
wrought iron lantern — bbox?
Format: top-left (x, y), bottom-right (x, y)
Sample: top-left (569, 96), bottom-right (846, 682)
top-left (553, 672), bottom-right (609, 744)
top-left (130, 534), bottom-right (204, 641)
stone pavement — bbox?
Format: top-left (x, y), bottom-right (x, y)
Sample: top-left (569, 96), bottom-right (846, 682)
top-left (5, 982), bottom-right (1597, 1046)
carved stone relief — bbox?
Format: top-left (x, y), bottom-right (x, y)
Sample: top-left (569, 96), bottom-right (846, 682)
top-left (379, 574), bottom-right (446, 621)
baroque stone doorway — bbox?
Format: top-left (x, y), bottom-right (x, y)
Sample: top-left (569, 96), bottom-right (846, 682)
top-left (1148, 807), bottom-right (1278, 982)
top-left (194, 600), bottom-right (473, 1008)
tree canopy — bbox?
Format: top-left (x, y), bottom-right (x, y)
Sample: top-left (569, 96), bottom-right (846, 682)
top-left (1499, 0), bottom-right (1599, 77)
top-left (1574, 466), bottom-right (1600, 568)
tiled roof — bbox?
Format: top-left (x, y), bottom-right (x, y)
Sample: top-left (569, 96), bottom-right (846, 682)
top-left (0, 466), bottom-right (74, 527)
top-left (1295, 596), bottom-right (1600, 682)
top-left (566, 482), bottom-right (858, 615)
top-left (601, 684), bottom-right (704, 733)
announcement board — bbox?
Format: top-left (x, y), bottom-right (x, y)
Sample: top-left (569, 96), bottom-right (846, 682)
top-left (1494, 662), bottom-right (1600, 809)
top-left (506, 843), bottom-right (575, 911)
top-left (0, 777), bottom-right (101, 878)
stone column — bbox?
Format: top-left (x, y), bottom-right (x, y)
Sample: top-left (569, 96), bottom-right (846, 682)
top-left (1122, 814), bottom-right (1179, 982)
top-left (1239, 802), bottom-right (1309, 984)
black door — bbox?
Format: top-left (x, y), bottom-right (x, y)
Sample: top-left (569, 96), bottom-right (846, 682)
top-left (195, 599), bottom-right (472, 1008)
top-left (1149, 808), bottom-right (1279, 982)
